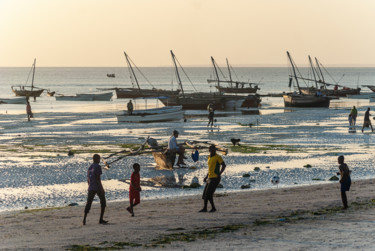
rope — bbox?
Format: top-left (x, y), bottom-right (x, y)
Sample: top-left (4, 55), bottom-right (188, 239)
top-left (128, 56), bottom-right (155, 88)
top-left (174, 56), bottom-right (198, 92)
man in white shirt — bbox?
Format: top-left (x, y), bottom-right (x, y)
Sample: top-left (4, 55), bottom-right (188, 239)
top-left (167, 130), bottom-right (186, 167)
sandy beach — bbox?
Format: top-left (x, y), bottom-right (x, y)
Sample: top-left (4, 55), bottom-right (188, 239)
top-left (1, 178), bottom-right (375, 250)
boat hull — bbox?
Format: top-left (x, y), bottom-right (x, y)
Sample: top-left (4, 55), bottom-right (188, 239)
top-left (216, 86), bottom-right (258, 94)
top-left (0, 97), bottom-right (27, 104)
top-left (283, 94), bottom-right (330, 108)
top-left (117, 109), bottom-right (185, 123)
top-left (300, 87), bottom-right (360, 97)
top-left (115, 88), bottom-right (180, 99)
top-left (12, 88), bottom-right (44, 97)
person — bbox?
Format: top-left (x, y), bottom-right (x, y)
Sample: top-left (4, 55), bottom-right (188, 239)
top-left (83, 154), bottom-right (108, 225)
top-left (167, 130), bottom-right (186, 167)
top-left (348, 114), bottom-right (353, 126)
top-left (337, 155), bottom-right (351, 209)
top-left (127, 163), bottom-right (141, 217)
top-left (127, 100), bottom-right (134, 115)
top-left (316, 90), bottom-right (322, 97)
top-left (351, 106), bottom-right (357, 125)
top-left (207, 103), bottom-right (215, 127)
top-left (199, 145), bottom-right (226, 213)
top-left (362, 107), bottom-right (373, 133)
top-left (26, 99), bottom-right (33, 121)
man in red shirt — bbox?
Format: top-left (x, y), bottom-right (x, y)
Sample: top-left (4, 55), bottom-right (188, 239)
top-left (127, 163), bottom-right (141, 216)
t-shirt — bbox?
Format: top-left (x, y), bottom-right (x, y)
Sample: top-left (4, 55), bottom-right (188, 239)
top-left (130, 172), bottom-right (140, 192)
top-left (168, 136), bottom-right (179, 151)
top-left (207, 154), bottom-right (223, 178)
top-left (339, 163), bottom-right (350, 182)
top-left (87, 163), bottom-right (102, 191)
top-left (365, 110), bottom-right (370, 121)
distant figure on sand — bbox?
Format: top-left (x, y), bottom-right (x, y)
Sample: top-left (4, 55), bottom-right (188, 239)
top-left (351, 106), bottom-right (357, 125)
top-left (127, 163), bottom-right (141, 217)
top-left (348, 114), bottom-right (353, 126)
top-left (199, 145), bottom-right (226, 213)
top-left (361, 107), bottom-right (373, 133)
top-left (207, 103), bottom-right (215, 127)
top-left (127, 100), bottom-right (134, 115)
top-left (83, 154), bottom-right (108, 225)
top-left (167, 130), bottom-right (186, 167)
top-left (337, 155), bottom-right (351, 209)
top-left (26, 100), bottom-right (33, 121)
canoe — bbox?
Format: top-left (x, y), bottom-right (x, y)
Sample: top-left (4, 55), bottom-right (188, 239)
top-left (117, 109), bottom-right (185, 123)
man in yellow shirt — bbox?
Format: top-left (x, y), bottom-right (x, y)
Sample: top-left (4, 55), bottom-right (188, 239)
top-left (199, 145), bottom-right (226, 213)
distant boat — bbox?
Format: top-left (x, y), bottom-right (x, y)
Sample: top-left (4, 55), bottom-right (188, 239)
top-left (107, 73), bottom-right (116, 78)
top-left (55, 92), bottom-right (113, 101)
top-left (362, 85), bottom-right (375, 92)
top-left (0, 97), bottom-right (27, 104)
top-left (47, 91), bottom-right (56, 96)
top-left (11, 59), bottom-right (45, 98)
top-left (158, 51), bottom-right (261, 110)
top-left (114, 52), bottom-right (180, 99)
top-left (207, 57), bottom-right (260, 94)
top-left (283, 51), bottom-right (330, 108)
top-left (116, 106), bottom-right (185, 123)
top-left (298, 56), bottom-right (360, 97)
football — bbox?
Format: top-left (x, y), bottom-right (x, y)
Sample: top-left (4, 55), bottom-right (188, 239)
top-left (271, 175), bottom-right (280, 185)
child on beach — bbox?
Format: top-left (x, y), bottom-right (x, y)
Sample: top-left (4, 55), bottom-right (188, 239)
top-left (337, 155), bottom-right (351, 209)
top-left (26, 100), bottom-right (33, 121)
top-left (127, 163), bottom-right (141, 216)
top-left (348, 114), bottom-right (353, 126)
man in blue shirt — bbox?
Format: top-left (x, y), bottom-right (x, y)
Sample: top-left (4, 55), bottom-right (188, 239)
top-left (167, 130), bottom-right (186, 167)
top-left (83, 154), bottom-right (107, 225)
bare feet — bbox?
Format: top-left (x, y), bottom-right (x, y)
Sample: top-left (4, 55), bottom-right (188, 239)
top-left (126, 207), bottom-right (133, 215)
top-left (99, 219), bottom-right (108, 224)
top-left (199, 208), bottom-right (207, 212)
top-left (209, 208), bottom-right (216, 213)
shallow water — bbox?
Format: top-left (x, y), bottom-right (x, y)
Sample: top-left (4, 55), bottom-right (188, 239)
top-left (1, 67), bottom-right (375, 212)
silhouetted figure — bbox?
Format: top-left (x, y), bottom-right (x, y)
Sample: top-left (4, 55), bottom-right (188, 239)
top-left (127, 163), bottom-right (141, 217)
top-left (362, 107), bottom-right (373, 133)
top-left (337, 155), bottom-right (351, 209)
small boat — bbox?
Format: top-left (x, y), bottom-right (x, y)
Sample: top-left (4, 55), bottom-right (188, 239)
top-left (0, 97), bottom-right (27, 104)
top-left (11, 59), bottom-right (45, 98)
top-left (121, 106), bottom-right (183, 115)
top-left (240, 108), bottom-right (260, 115)
top-left (362, 85), bottom-right (375, 92)
top-left (207, 57), bottom-right (260, 94)
top-left (347, 93), bottom-right (375, 99)
top-left (47, 91), bottom-right (56, 97)
top-left (116, 107), bottom-right (185, 123)
top-left (107, 73), bottom-right (116, 78)
top-left (283, 51), bottom-right (330, 108)
top-left (55, 92), bottom-right (113, 101)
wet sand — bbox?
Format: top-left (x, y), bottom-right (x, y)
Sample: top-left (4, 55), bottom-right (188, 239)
top-left (1, 178), bottom-right (375, 250)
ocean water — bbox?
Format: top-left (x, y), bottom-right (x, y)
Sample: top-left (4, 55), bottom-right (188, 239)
top-left (1, 66), bottom-right (375, 212)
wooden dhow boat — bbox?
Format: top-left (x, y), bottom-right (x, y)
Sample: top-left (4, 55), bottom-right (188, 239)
top-left (11, 59), bottom-right (45, 98)
top-left (283, 51), bottom-right (330, 108)
top-left (116, 106), bottom-right (185, 123)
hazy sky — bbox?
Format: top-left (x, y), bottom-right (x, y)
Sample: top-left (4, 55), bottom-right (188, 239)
top-left (1, 0), bottom-right (375, 67)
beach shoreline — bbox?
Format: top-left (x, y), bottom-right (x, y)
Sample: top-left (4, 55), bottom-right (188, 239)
top-left (2, 178), bottom-right (375, 250)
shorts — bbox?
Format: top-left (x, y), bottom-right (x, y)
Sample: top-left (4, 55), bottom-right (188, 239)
top-left (130, 190), bottom-right (140, 205)
top-left (202, 177), bottom-right (220, 200)
top-left (84, 190), bottom-right (106, 213)
top-left (340, 177), bottom-right (351, 192)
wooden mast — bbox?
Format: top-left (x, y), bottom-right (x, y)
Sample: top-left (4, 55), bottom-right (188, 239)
top-left (226, 58), bottom-right (233, 88)
top-left (308, 55), bottom-right (318, 88)
top-left (170, 50), bottom-right (184, 96)
top-left (211, 57), bottom-right (220, 87)
top-left (124, 52), bottom-right (141, 90)
top-left (31, 58), bottom-right (36, 91)
top-left (286, 51), bottom-right (301, 94)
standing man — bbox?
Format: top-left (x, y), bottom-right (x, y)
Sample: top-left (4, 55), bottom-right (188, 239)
top-left (83, 154), bottom-right (108, 225)
top-left (337, 155), bottom-right (351, 209)
top-left (167, 130), bottom-right (186, 167)
top-left (26, 99), bottom-right (33, 121)
top-left (362, 107), bottom-right (373, 133)
top-left (127, 100), bottom-right (134, 115)
top-left (351, 106), bottom-right (357, 125)
top-left (199, 145), bottom-right (226, 213)
top-left (207, 103), bottom-right (215, 127)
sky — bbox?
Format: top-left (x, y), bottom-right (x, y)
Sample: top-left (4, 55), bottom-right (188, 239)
top-left (0, 0), bottom-right (375, 67)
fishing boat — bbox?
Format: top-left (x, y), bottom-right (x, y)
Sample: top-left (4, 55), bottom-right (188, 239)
top-left (0, 97), bottom-right (27, 104)
top-left (207, 57), bottom-right (260, 94)
top-left (347, 93), bottom-right (375, 99)
top-left (158, 51), bottom-right (261, 110)
top-left (114, 52), bottom-right (180, 99)
top-left (283, 51), bottom-right (330, 108)
top-left (11, 59), bottom-right (45, 98)
top-left (362, 85), bottom-right (375, 92)
top-left (55, 92), bottom-right (113, 101)
top-left (107, 73), bottom-right (115, 78)
top-left (116, 106), bottom-right (185, 123)
top-left (298, 56), bottom-right (360, 97)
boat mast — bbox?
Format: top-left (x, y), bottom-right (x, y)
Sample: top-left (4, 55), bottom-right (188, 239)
top-left (211, 57), bottom-right (220, 87)
top-left (31, 58), bottom-right (36, 91)
top-left (170, 50), bottom-right (184, 96)
top-left (286, 51), bottom-right (301, 94)
top-left (124, 52), bottom-right (141, 90)
top-left (308, 56), bottom-right (318, 88)
top-left (226, 58), bottom-right (233, 88)
top-left (315, 57), bottom-right (325, 83)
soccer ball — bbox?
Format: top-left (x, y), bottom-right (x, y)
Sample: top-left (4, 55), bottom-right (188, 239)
top-left (271, 176), bottom-right (280, 185)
